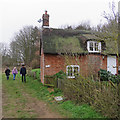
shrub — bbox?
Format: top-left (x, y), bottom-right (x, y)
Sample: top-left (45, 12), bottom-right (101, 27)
top-left (44, 71), bottom-right (66, 87)
top-left (49, 88), bottom-right (63, 96)
top-left (27, 68), bottom-right (40, 81)
top-left (32, 69), bottom-right (40, 79)
top-left (53, 70), bottom-right (66, 79)
top-left (28, 71), bottom-right (34, 77)
top-left (30, 59), bottom-right (40, 69)
top-left (109, 74), bottom-right (120, 84)
top-left (98, 69), bottom-right (120, 84)
top-left (62, 76), bottom-right (119, 118)
top-left (98, 69), bottom-right (110, 81)
top-left (44, 76), bottom-right (56, 86)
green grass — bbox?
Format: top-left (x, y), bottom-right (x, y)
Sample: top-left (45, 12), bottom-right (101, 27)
top-left (31, 68), bottom-right (40, 79)
top-left (59, 101), bottom-right (103, 118)
top-left (2, 73), bottom-right (38, 118)
top-left (24, 74), bottom-right (104, 118)
top-left (3, 72), bottom-right (104, 118)
top-left (31, 68), bottom-right (40, 71)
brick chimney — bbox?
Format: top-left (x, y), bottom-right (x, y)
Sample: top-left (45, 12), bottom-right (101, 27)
top-left (42, 10), bottom-right (49, 27)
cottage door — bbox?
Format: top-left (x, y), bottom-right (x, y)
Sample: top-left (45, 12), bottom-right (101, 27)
top-left (107, 56), bottom-right (117, 75)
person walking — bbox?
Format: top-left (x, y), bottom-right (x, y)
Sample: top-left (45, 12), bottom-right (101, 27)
top-left (20, 64), bottom-right (27, 83)
top-left (5, 67), bottom-right (11, 80)
top-left (12, 67), bottom-right (18, 80)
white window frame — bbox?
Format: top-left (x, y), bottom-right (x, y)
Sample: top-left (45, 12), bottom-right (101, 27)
top-left (66, 65), bottom-right (80, 78)
top-left (118, 66), bottom-right (120, 71)
top-left (87, 41), bottom-right (101, 53)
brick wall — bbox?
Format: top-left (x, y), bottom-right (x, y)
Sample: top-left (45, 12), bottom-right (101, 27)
top-left (41, 53), bottom-right (120, 84)
top-left (86, 54), bottom-right (107, 76)
top-left (44, 54), bottom-right (65, 76)
top-left (43, 54), bottom-right (107, 77)
top-left (40, 48), bottom-right (44, 84)
top-left (117, 56), bottom-right (120, 74)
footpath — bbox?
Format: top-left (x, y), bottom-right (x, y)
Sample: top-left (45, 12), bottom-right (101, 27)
top-left (2, 74), bottom-right (62, 118)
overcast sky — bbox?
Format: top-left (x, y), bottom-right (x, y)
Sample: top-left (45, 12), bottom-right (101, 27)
top-left (0, 0), bottom-right (119, 45)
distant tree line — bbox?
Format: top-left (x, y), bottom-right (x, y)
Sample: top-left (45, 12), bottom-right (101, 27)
top-left (1, 26), bottom-right (40, 68)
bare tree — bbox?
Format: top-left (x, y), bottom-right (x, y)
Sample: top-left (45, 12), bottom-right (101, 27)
top-left (0, 43), bottom-right (8, 56)
top-left (75, 21), bottom-right (92, 31)
top-left (94, 1), bottom-right (118, 55)
top-left (93, 2), bottom-right (120, 119)
top-left (0, 42), bottom-right (12, 66)
top-left (10, 26), bottom-right (40, 66)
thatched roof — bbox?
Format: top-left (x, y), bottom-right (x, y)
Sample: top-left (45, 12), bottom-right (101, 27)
top-left (42, 28), bottom-right (117, 55)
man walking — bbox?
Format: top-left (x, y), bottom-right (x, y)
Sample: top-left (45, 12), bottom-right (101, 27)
top-left (5, 67), bottom-right (10, 80)
top-left (20, 64), bottom-right (27, 83)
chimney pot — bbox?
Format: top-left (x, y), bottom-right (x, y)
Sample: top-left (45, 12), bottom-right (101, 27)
top-left (42, 10), bottom-right (49, 27)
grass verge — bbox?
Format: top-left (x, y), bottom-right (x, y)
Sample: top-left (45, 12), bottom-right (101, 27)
top-left (2, 74), bottom-right (37, 118)
top-left (3, 73), bottom-right (104, 118)
top-left (22, 74), bottom-right (104, 118)
top-left (31, 68), bottom-right (40, 79)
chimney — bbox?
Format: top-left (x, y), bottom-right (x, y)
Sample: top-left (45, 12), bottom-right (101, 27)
top-left (42, 10), bottom-right (49, 27)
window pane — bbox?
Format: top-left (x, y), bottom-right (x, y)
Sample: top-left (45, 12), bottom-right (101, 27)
top-left (68, 67), bottom-right (72, 76)
top-left (74, 67), bottom-right (79, 76)
top-left (90, 42), bottom-right (93, 51)
top-left (95, 42), bottom-right (98, 51)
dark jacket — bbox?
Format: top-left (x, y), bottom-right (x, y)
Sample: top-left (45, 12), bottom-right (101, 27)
top-left (20, 67), bottom-right (26, 75)
top-left (5, 69), bottom-right (10, 76)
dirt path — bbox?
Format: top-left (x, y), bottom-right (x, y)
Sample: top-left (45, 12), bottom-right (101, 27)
top-left (2, 75), bottom-right (63, 118)
top-left (19, 90), bottom-right (62, 118)
top-left (3, 89), bottom-right (62, 118)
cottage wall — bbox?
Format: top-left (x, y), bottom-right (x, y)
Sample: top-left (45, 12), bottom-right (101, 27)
top-left (44, 54), bottom-right (65, 76)
top-left (43, 54), bottom-right (107, 77)
top-left (117, 57), bottom-right (120, 74)
top-left (40, 49), bottom-right (45, 84)
top-left (86, 54), bottom-right (107, 76)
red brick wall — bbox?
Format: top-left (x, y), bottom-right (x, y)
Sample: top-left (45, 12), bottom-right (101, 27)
top-left (116, 56), bottom-right (120, 74)
top-left (40, 48), bottom-right (44, 84)
top-left (41, 53), bottom-right (119, 84)
top-left (43, 54), bottom-right (107, 77)
top-left (44, 54), bottom-right (65, 76)
top-left (85, 54), bottom-right (107, 76)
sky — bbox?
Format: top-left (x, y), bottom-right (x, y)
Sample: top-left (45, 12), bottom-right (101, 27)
top-left (0, 0), bottom-right (119, 45)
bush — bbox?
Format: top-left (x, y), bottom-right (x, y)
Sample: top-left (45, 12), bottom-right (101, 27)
top-left (28, 68), bottom-right (40, 81)
top-left (30, 59), bottom-right (40, 69)
top-left (44, 71), bottom-right (66, 87)
top-left (44, 76), bottom-right (56, 86)
top-left (98, 69), bottom-right (111, 81)
top-left (62, 76), bottom-right (119, 118)
top-left (31, 69), bottom-right (40, 79)
top-left (98, 69), bottom-right (120, 84)
top-left (109, 74), bottom-right (120, 84)
top-left (53, 70), bottom-right (66, 79)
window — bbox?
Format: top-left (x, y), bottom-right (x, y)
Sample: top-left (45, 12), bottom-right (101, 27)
top-left (90, 42), bottom-right (93, 51)
top-left (66, 65), bottom-right (80, 78)
top-left (118, 66), bottom-right (120, 75)
top-left (87, 41), bottom-right (101, 52)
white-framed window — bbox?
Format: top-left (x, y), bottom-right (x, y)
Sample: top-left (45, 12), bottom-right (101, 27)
top-left (118, 66), bottom-right (120, 75)
top-left (66, 65), bottom-right (80, 78)
top-left (87, 41), bottom-right (101, 52)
